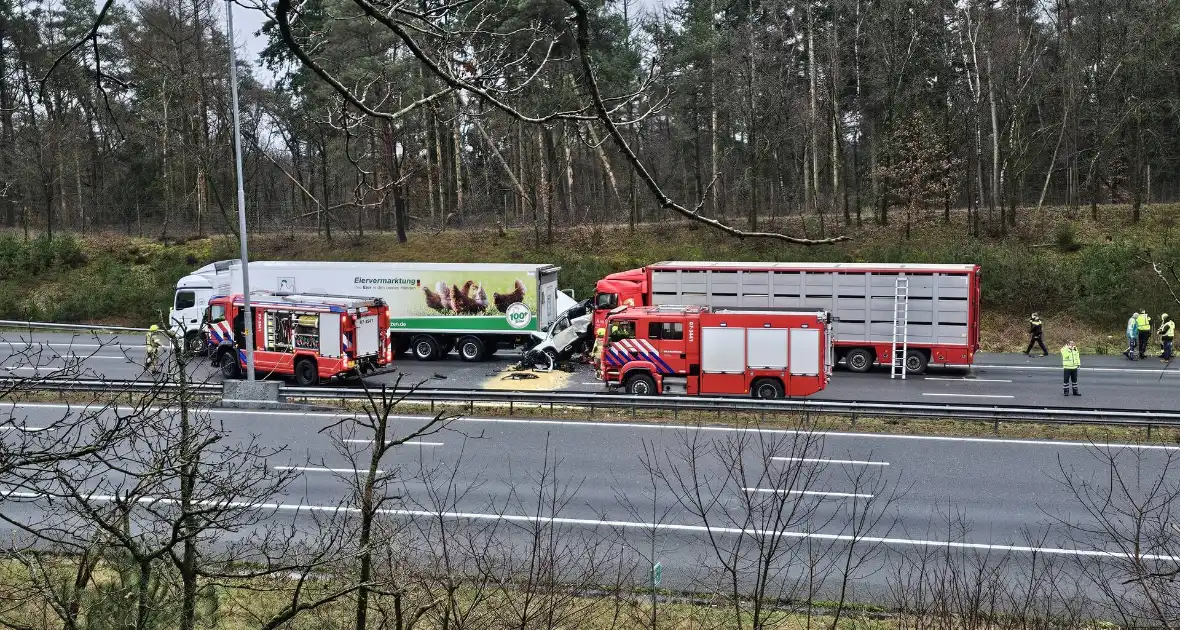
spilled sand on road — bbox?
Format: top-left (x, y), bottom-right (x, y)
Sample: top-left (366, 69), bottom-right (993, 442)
top-left (481, 366), bottom-right (572, 391)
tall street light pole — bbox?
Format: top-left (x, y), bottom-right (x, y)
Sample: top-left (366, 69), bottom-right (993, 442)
top-left (225, 0), bottom-right (256, 380)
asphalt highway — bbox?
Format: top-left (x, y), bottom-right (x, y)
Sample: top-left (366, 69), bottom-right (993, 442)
top-left (1, 401), bottom-right (1170, 602)
top-left (3, 331), bottom-right (1178, 411)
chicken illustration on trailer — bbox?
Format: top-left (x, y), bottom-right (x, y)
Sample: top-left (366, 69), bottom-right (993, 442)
top-left (473, 283), bottom-right (488, 311)
top-left (451, 280), bottom-right (484, 315)
top-left (423, 280), bottom-right (453, 312)
top-left (494, 279), bottom-right (527, 313)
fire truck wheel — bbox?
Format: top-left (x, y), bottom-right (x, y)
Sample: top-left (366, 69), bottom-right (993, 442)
top-left (751, 378), bottom-right (785, 400)
top-left (904, 351), bottom-right (929, 374)
top-left (219, 350), bottom-right (241, 379)
top-left (412, 335), bottom-right (441, 361)
top-left (845, 348), bottom-right (874, 373)
top-left (294, 358), bottom-right (320, 386)
top-left (624, 373), bottom-right (657, 396)
top-left (458, 336), bottom-right (486, 362)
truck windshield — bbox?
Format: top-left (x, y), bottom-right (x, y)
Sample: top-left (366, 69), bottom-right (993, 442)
top-left (595, 293), bottom-right (618, 309)
top-left (609, 321), bottom-right (635, 342)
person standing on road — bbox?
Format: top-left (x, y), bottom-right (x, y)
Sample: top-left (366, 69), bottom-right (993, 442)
top-left (145, 325), bottom-right (163, 375)
top-left (1061, 340), bottom-right (1081, 397)
top-left (1025, 312), bottom-right (1048, 357)
top-left (1137, 310), bottom-right (1153, 359)
top-left (1125, 311), bottom-right (1140, 360)
top-left (591, 328), bottom-right (606, 379)
top-left (1159, 313), bottom-right (1175, 361)
top-left (1123, 311), bottom-right (1142, 361)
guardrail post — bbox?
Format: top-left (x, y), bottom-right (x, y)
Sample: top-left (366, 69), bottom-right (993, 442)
top-left (850, 413), bottom-right (856, 429)
top-left (1148, 424), bottom-right (1153, 440)
top-left (993, 419), bottom-right (1000, 434)
top-left (510, 400), bottom-right (514, 414)
top-left (674, 407), bottom-right (678, 422)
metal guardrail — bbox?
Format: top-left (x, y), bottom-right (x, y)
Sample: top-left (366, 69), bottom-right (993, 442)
top-left (6, 377), bottom-right (1180, 428)
top-left (0, 320), bottom-right (150, 333)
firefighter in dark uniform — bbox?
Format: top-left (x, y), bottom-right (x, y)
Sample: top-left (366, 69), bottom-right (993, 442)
top-left (1025, 312), bottom-right (1048, 357)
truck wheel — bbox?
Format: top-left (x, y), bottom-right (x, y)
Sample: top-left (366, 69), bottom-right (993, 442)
top-left (219, 350), bottom-right (241, 379)
top-left (294, 357), bottom-right (319, 386)
top-left (845, 348), bottom-right (874, 373)
top-left (624, 373), bottom-right (657, 395)
top-left (752, 378), bottom-right (785, 400)
top-left (184, 332), bottom-right (205, 356)
top-left (392, 337), bottom-right (411, 355)
top-left (458, 336), bottom-right (486, 362)
top-left (905, 351), bottom-right (929, 375)
top-left (412, 335), bottom-right (441, 361)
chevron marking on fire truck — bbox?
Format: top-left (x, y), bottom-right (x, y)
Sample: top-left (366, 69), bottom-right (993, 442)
top-left (604, 338), bottom-right (674, 374)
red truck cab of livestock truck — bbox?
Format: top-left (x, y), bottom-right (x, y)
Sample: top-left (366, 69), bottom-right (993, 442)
top-left (601, 306), bottom-right (833, 398)
top-left (593, 262), bottom-right (981, 374)
top-left (206, 292), bottom-right (392, 386)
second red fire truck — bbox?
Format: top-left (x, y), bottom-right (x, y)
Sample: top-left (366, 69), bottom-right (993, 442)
top-left (600, 306), bottom-right (833, 398)
top-left (206, 292), bottom-right (393, 385)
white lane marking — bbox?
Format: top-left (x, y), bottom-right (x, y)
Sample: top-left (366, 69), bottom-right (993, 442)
top-left (274, 466), bottom-right (385, 475)
top-left (924, 377), bottom-right (1012, 383)
top-left (976, 363), bottom-right (1178, 375)
top-left (4, 343), bottom-right (148, 349)
top-left (743, 487), bottom-right (874, 499)
top-left (343, 439), bottom-right (443, 447)
top-left (921, 393), bottom-right (1015, 399)
top-left (3, 489), bottom-right (1169, 561)
top-left (772, 457), bottom-right (889, 467)
top-left (4, 403), bottom-right (1179, 451)
top-left (0, 426), bottom-right (51, 433)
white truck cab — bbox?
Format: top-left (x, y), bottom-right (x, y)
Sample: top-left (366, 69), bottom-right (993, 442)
top-left (169, 273), bottom-right (215, 353)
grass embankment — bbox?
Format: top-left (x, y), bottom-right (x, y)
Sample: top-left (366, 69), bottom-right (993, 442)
top-left (0, 205), bottom-right (1175, 352)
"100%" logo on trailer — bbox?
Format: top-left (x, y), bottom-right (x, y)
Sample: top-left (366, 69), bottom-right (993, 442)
top-left (505, 303), bottom-right (533, 329)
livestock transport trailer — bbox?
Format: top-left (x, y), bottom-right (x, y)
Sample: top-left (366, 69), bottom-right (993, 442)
top-left (592, 262), bottom-right (982, 374)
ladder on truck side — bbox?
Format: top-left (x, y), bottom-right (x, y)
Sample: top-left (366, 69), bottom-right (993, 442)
top-left (890, 276), bottom-right (910, 380)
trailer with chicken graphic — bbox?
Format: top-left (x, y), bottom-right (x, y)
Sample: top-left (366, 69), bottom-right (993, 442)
top-left (173, 260), bottom-right (575, 362)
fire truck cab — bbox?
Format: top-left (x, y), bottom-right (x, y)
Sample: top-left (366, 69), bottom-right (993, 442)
top-left (206, 292), bottom-right (392, 386)
top-left (601, 306), bottom-right (833, 398)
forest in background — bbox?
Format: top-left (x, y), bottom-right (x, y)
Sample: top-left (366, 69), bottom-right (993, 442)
top-left (1, 0), bottom-right (1178, 242)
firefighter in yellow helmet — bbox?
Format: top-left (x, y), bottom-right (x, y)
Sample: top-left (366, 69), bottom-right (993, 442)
top-left (146, 325), bottom-right (163, 375)
top-left (591, 328), bottom-right (607, 379)
top-left (1158, 313), bottom-right (1175, 361)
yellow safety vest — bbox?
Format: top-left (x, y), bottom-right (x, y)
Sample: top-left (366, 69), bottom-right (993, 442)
top-left (1061, 346), bottom-right (1081, 370)
top-left (1137, 313), bottom-right (1152, 331)
top-left (1162, 320), bottom-right (1176, 339)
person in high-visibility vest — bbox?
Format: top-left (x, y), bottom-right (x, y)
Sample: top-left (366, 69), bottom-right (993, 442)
top-left (145, 325), bottom-right (163, 375)
top-left (591, 328), bottom-right (606, 379)
top-left (1061, 340), bottom-right (1081, 397)
top-left (1136, 310), bottom-right (1153, 359)
top-left (1159, 313), bottom-right (1175, 361)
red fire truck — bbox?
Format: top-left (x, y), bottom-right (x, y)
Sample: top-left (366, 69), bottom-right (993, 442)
top-left (593, 262), bottom-right (981, 374)
top-left (601, 306), bottom-right (833, 398)
top-left (206, 292), bottom-right (392, 386)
